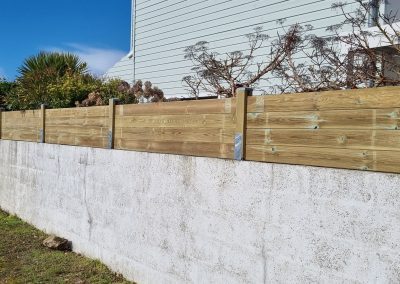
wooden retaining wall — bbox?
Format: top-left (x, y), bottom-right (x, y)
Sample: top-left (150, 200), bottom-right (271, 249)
top-left (245, 87), bottom-right (400, 173)
top-left (1, 87), bottom-right (399, 173)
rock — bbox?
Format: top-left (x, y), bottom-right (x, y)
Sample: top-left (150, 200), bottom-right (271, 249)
top-left (43, 235), bottom-right (71, 251)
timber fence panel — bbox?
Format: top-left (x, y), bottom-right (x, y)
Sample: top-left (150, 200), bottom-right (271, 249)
top-left (1, 110), bottom-right (42, 142)
top-left (45, 106), bottom-right (109, 148)
top-left (114, 98), bottom-right (237, 158)
top-left (0, 86), bottom-right (399, 173)
top-left (245, 86), bottom-right (400, 174)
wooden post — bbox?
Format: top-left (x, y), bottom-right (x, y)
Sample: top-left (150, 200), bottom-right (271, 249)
top-left (0, 108), bottom-right (2, 140)
top-left (108, 98), bottom-right (119, 149)
top-left (234, 88), bottom-right (252, 160)
top-left (40, 104), bottom-right (46, 143)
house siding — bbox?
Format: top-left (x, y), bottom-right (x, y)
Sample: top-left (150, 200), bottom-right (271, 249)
top-left (106, 0), bottom-right (359, 97)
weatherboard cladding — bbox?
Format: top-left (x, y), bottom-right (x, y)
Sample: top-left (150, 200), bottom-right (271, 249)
top-left (106, 0), bottom-right (359, 98)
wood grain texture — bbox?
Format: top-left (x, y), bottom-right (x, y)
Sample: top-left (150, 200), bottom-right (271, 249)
top-left (1, 87), bottom-right (399, 173)
top-left (45, 125), bottom-right (108, 136)
top-left (246, 145), bottom-right (400, 173)
top-left (115, 139), bottom-right (234, 159)
top-left (46, 134), bottom-right (108, 148)
top-left (46, 117), bottom-right (108, 127)
top-left (248, 87), bottom-right (400, 113)
top-left (0, 129), bottom-right (39, 142)
top-left (1, 110), bottom-right (41, 142)
top-left (246, 87), bottom-right (400, 173)
top-left (45, 106), bottom-right (109, 118)
top-left (117, 98), bottom-right (236, 116)
top-left (247, 129), bottom-right (400, 151)
top-left (1, 110), bottom-right (41, 119)
top-left (117, 127), bottom-right (234, 144)
top-left (115, 114), bottom-right (236, 129)
top-left (45, 107), bottom-right (109, 148)
top-left (247, 109), bottom-right (400, 130)
top-left (113, 99), bottom-right (236, 157)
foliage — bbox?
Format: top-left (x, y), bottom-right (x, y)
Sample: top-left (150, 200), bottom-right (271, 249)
top-left (18, 51), bottom-right (87, 78)
top-left (133, 80), bottom-right (165, 103)
top-left (77, 79), bottom-right (138, 107)
top-left (76, 79), bottom-right (165, 107)
top-left (6, 73), bottom-right (98, 110)
top-left (0, 78), bottom-right (16, 108)
top-left (6, 52), bottom-right (89, 110)
top-left (4, 52), bottom-right (154, 110)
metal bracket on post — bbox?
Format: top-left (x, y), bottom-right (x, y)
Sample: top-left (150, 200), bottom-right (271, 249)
top-left (234, 133), bottom-right (244, 161)
top-left (108, 98), bottom-right (119, 149)
top-left (234, 87), bottom-right (252, 161)
top-left (107, 131), bottom-right (113, 149)
top-left (40, 104), bottom-right (46, 143)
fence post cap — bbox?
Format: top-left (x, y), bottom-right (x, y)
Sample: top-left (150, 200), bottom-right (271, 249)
top-left (109, 98), bottom-right (120, 104)
top-left (236, 87), bottom-right (253, 96)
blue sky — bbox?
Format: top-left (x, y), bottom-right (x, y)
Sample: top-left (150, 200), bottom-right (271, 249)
top-left (0, 0), bottom-right (131, 79)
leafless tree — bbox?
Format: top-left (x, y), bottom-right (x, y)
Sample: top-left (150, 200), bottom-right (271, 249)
top-left (330, 0), bottom-right (400, 87)
top-left (183, 25), bottom-right (301, 98)
top-left (272, 0), bottom-right (400, 94)
top-left (271, 24), bottom-right (351, 93)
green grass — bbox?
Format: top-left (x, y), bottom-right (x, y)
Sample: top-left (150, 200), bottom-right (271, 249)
top-left (0, 210), bottom-right (132, 284)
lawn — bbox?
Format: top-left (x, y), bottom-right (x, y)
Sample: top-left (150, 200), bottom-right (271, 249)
top-left (0, 210), bottom-right (132, 283)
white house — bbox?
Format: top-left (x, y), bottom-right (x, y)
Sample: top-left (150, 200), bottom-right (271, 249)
top-left (105, 0), bottom-right (400, 98)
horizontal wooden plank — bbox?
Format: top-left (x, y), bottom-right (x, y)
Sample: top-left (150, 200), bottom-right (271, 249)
top-left (247, 129), bottom-right (400, 151)
top-left (115, 114), bottom-right (236, 129)
top-left (46, 125), bottom-right (108, 137)
top-left (117, 98), bottom-right (236, 116)
top-left (46, 117), bottom-right (108, 127)
top-left (46, 106), bottom-right (109, 118)
top-left (374, 151), bottom-right (400, 173)
top-left (2, 120), bottom-right (41, 128)
top-left (117, 127), bottom-right (234, 144)
top-left (45, 134), bottom-right (107, 148)
top-left (2, 110), bottom-right (41, 119)
top-left (248, 87), bottom-right (400, 112)
top-left (1, 130), bottom-right (39, 142)
top-left (247, 109), bottom-right (400, 130)
top-left (115, 139), bottom-right (234, 159)
top-left (246, 145), bottom-right (400, 173)
top-left (1, 126), bottom-right (40, 132)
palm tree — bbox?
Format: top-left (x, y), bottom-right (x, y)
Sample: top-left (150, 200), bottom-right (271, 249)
top-left (18, 52), bottom-right (88, 78)
top-left (10, 52), bottom-right (91, 109)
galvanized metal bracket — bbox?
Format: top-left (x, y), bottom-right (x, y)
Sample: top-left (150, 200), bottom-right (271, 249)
top-left (234, 133), bottom-right (243, 161)
top-left (39, 129), bottom-right (44, 143)
top-left (107, 130), bottom-right (113, 149)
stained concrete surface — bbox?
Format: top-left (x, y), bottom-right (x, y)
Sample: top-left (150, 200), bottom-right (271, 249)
top-left (0, 140), bottom-right (399, 283)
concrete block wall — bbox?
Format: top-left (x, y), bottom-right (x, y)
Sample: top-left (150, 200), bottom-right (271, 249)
top-left (0, 140), bottom-right (399, 283)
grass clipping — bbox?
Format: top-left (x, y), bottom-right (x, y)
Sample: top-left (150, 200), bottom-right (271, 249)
top-left (0, 210), bottom-right (132, 283)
